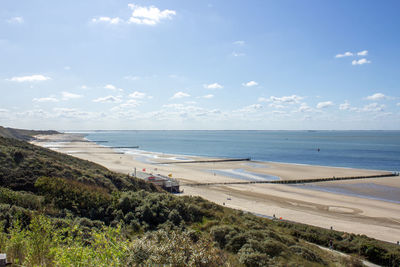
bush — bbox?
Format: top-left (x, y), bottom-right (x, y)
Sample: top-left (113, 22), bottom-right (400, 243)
top-left (126, 229), bottom-right (226, 266)
top-left (225, 232), bottom-right (248, 253)
top-left (13, 150), bottom-right (25, 164)
top-left (210, 225), bottom-right (237, 249)
top-left (35, 176), bottom-right (111, 220)
top-left (290, 245), bottom-right (324, 264)
top-left (238, 245), bottom-right (270, 267)
top-left (262, 239), bottom-right (286, 258)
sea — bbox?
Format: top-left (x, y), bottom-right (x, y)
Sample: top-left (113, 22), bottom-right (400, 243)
top-left (80, 130), bottom-right (400, 172)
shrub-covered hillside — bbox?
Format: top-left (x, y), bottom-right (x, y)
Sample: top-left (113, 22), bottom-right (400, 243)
top-left (0, 136), bottom-right (399, 266)
top-left (0, 126), bottom-right (58, 141)
top-left (0, 137), bottom-right (157, 192)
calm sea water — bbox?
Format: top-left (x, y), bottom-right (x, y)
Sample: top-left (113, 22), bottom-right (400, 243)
top-left (82, 131), bottom-right (400, 172)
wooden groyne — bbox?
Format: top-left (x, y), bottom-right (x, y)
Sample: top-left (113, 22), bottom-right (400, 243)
top-left (157, 158), bottom-right (251, 165)
top-left (66, 152), bottom-right (125, 154)
top-left (49, 146), bottom-right (139, 149)
top-left (183, 173), bottom-right (399, 187)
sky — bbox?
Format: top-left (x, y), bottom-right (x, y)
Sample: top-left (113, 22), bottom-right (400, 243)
top-left (1, 0), bottom-right (400, 130)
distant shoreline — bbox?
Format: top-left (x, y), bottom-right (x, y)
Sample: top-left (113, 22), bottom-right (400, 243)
top-left (80, 135), bottom-right (396, 173)
top-left (78, 130), bottom-right (400, 172)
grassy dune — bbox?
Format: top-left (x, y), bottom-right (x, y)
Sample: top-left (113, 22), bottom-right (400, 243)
top-left (0, 126), bottom-right (59, 141)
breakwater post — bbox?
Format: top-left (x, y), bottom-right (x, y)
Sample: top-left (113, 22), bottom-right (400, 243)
top-left (183, 173), bottom-right (398, 187)
top-left (157, 158), bottom-right (251, 165)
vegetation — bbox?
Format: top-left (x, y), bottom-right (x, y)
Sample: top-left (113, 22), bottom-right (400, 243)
top-left (0, 137), bottom-right (157, 192)
top-left (0, 126), bottom-right (58, 141)
top-left (0, 135), bottom-right (399, 266)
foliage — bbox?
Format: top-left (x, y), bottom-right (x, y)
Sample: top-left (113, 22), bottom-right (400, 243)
top-left (281, 221), bottom-right (400, 266)
top-left (127, 229), bottom-right (226, 266)
top-left (35, 176), bottom-right (111, 220)
top-left (0, 136), bottom-right (158, 192)
top-left (0, 187), bottom-right (43, 210)
top-left (0, 125), bottom-right (58, 141)
top-left (0, 215), bottom-right (228, 266)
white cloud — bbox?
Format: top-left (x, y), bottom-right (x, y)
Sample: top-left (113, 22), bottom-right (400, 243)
top-left (397, 103), bottom-right (400, 106)
top-left (232, 52), bottom-right (245, 57)
top-left (203, 83), bottom-right (223, 89)
top-left (362, 103), bottom-right (385, 112)
top-left (62, 92), bottom-right (83, 100)
top-left (105, 84), bottom-right (123, 92)
top-left (91, 16), bottom-right (123, 25)
top-left (93, 95), bottom-right (122, 103)
top-left (110, 99), bottom-right (142, 113)
top-left (269, 103), bottom-right (285, 109)
top-left (242, 81), bottom-right (258, 87)
top-left (335, 52), bottom-right (353, 58)
top-left (338, 101), bottom-right (385, 113)
top-left (16, 109), bottom-right (51, 119)
top-left (104, 84), bottom-right (116, 90)
top-left (64, 66), bottom-right (71, 70)
top-left (352, 58), bottom-right (371, 65)
top-left (259, 95), bottom-right (303, 104)
top-left (365, 93), bottom-right (386, 101)
top-left (233, 40), bottom-right (245, 46)
top-left (272, 110), bottom-right (286, 115)
top-left (247, 104), bottom-right (262, 110)
top-left (316, 101), bottom-right (334, 109)
top-left (33, 96), bottom-right (59, 103)
top-left (339, 101), bottom-right (351, 110)
top-left (201, 94), bottom-right (214, 99)
top-left (129, 91), bottom-right (147, 99)
top-left (153, 103), bottom-right (223, 121)
top-left (124, 75), bottom-right (140, 80)
top-left (235, 104), bottom-right (263, 113)
top-left (163, 103), bottom-right (185, 109)
top-left (117, 99), bottom-right (140, 108)
top-left (357, 50), bottom-right (368, 56)
top-left (127, 4), bottom-right (176, 25)
top-left (299, 103), bottom-right (313, 112)
top-left (7, 16), bottom-right (24, 24)
top-left (53, 108), bottom-right (97, 120)
top-left (171, 92), bottom-right (190, 99)
top-left (8, 74), bottom-right (51, 82)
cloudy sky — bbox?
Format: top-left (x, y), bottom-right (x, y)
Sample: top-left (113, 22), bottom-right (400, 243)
top-left (1, 0), bottom-right (399, 130)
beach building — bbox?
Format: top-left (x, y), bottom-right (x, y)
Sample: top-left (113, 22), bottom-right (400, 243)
top-left (135, 171), bottom-right (180, 193)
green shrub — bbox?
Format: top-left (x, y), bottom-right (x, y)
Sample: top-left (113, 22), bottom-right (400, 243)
top-left (25, 215), bottom-right (55, 266)
top-left (5, 220), bottom-right (27, 265)
top-left (238, 245), bottom-right (270, 267)
top-left (35, 176), bottom-right (111, 220)
top-left (210, 225), bottom-right (237, 249)
top-left (290, 245), bottom-right (324, 264)
top-left (0, 187), bottom-right (43, 210)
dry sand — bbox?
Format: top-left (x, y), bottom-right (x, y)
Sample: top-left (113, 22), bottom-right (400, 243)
top-left (32, 133), bottom-right (400, 243)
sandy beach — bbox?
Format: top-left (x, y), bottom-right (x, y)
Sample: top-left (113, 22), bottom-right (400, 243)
top-left (32, 133), bottom-right (400, 243)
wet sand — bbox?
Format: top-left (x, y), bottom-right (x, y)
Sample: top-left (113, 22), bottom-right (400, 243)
top-left (32, 133), bottom-right (400, 243)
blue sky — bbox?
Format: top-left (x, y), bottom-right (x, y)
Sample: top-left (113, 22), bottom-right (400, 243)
top-left (1, 0), bottom-right (399, 130)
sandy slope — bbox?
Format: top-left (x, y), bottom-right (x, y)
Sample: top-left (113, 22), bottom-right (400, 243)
top-left (32, 133), bottom-right (400, 243)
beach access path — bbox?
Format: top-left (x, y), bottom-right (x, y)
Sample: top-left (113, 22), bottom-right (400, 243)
top-left (32, 133), bottom-right (400, 244)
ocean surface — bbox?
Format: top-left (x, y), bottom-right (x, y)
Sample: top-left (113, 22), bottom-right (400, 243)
top-left (80, 130), bottom-right (400, 172)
